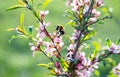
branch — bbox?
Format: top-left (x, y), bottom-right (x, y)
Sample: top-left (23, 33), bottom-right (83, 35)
top-left (73, 0), bottom-right (95, 59)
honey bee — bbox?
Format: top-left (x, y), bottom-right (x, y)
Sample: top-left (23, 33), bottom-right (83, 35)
top-left (56, 26), bottom-right (65, 37)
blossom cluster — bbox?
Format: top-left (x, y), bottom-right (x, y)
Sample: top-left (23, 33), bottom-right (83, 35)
top-left (29, 10), bottom-right (64, 57)
top-left (75, 52), bottom-right (99, 77)
top-left (66, 0), bottom-right (103, 22)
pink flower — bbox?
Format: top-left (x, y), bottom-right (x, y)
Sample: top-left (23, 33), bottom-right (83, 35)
top-left (83, 4), bottom-right (89, 14)
top-left (89, 17), bottom-right (97, 22)
top-left (40, 10), bottom-right (49, 21)
top-left (109, 43), bottom-right (120, 54)
top-left (88, 9), bottom-right (101, 22)
top-left (39, 22), bottom-right (50, 31)
top-left (54, 36), bottom-right (62, 43)
top-left (55, 62), bottom-right (61, 68)
top-left (44, 42), bottom-right (56, 56)
top-left (66, 0), bottom-right (73, 6)
top-left (75, 52), bottom-right (85, 60)
top-left (54, 36), bottom-right (64, 48)
top-left (40, 10), bottom-right (49, 17)
top-left (36, 32), bottom-right (46, 40)
top-left (96, 0), bottom-right (104, 7)
top-left (29, 40), bottom-right (42, 57)
top-left (36, 22), bottom-right (50, 39)
top-left (83, 0), bottom-right (90, 4)
top-left (75, 52), bottom-right (99, 77)
top-left (70, 30), bottom-right (81, 41)
top-left (70, 0), bottom-right (84, 11)
top-left (68, 43), bottom-right (76, 52)
top-left (92, 9), bottom-right (101, 18)
top-left (75, 69), bottom-right (92, 77)
top-left (77, 63), bottom-right (84, 69)
top-left (42, 34), bottom-right (64, 57)
top-left (113, 63), bottom-right (120, 76)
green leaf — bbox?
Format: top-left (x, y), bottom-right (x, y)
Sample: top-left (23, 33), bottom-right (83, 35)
top-left (101, 7), bottom-right (108, 13)
top-left (116, 38), bottom-right (120, 45)
top-left (93, 41), bottom-right (101, 51)
top-left (108, 71), bottom-right (118, 77)
top-left (31, 0), bottom-right (34, 4)
top-left (6, 5), bottom-right (25, 11)
top-left (7, 28), bottom-right (15, 31)
top-left (98, 21), bottom-right (104, 24)
top-left (19, 13), bottom-right (27, 35)
top-left (83, 30), bottom-right (96, 42)
top-left (104, 58), bottom-right (116, 66)
top-left (94, 70), bottom-right (100, 77)
top-left (20, 13), bottom-right (24, 28)
top-left (106, 38), bottom-right (112, 47)
top-left (92, 41), bottom-right (101, 58)
top-left (37, 64), bottom-right (49, 68)
top-left (37, 63), bottom-right (56, 74)
top-left (102, 60), bottom-right (107, 67)
top-left (37, 3), bottom-right (42, 9)
top-left (60, 58), bottom-right (69, 72)
top-left (9, 35), bottom-right (18, 43)
top-left (42, 0), bottom-right (53, 9)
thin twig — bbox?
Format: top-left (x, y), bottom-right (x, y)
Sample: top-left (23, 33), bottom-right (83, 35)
top-left (89, 52), bottom-right (112, 67)
top-left (73, 32), bottom-right (82, 58)
top-left (88, 16), bottom-right (112, 26)
top-left (84, 0), bottom-right (94, 19)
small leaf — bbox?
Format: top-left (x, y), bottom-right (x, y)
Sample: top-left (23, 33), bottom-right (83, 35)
top-left (37, 63), bottom-right (56, 74)
top-left (60, 58), bottom-right (69, 71)
top-left (83, 30), bottom-right (96, 42)
top-left (37, 64), bottom-right (49, 68)
top-left (106, 38), bottom-right (112, 47)
top-left (105, 58), bottom-right (116, 66)
top-left (66, 10), bottom-right (74, 15)
top-left (31, 0), bottom-right (34, 4)
top-left (20, 13), bottom-right (24, 28)
top-left (18, 0), bottom-right (27, 6)
top-left (37, 3), bottom-right (42, 8)
top-left (102, 60), bottom-right (107, 67)
top-left (94, 70), bottom-right (100, 77)
top-left (19, 13), bottom-right (27, 35)
top-left (6, 5), bottom-right (25, 11)
top-left (116, 38), bottom-right (120, 45)
top-left (42, 0), bottom-right (53, 9)
top-left (7, 28), bottom-right (15, 31)
top-left (101, 7), bottom-right (108, 13)
top-left (93, 41), bottom-right (101, 51)
top-left (108, 71), bottom-right (118, 77)
top-left (92, 41), bottom-right (101, 58)
top-left (98, 21), bottom-right (104, 24)
top-left (9, 35), bottom-right (18, 43)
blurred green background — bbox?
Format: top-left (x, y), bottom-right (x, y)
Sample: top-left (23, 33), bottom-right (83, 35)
top-left (0, 0), bottom-right (120, 77)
